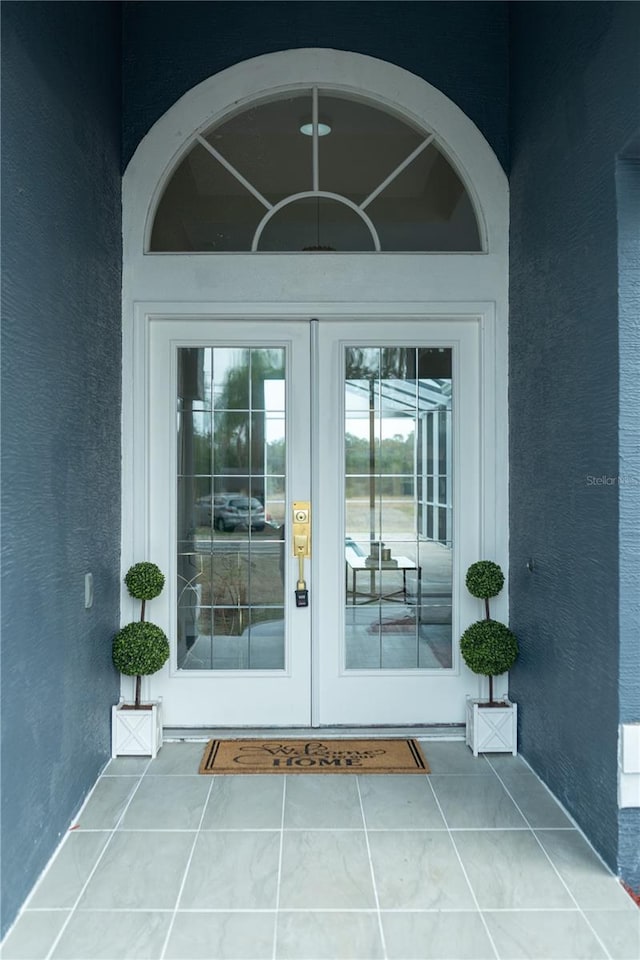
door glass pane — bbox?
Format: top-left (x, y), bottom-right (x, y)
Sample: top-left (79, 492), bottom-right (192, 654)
top-left (177, 346), bottom-right (286, 670)
top-left (344, 346), bottom-right (453, 670)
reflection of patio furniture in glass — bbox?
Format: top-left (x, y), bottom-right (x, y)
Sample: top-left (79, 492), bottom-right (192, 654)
top-left (345, 547), bottom-right (422, 607)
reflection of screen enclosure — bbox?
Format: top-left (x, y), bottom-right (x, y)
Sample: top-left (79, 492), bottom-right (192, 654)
top-left (344, 347), bottom-right (453, 670)
top-left (176, 347), bottom-right (286, 671)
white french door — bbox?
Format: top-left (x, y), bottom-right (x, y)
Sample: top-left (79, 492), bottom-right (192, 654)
top-left (147, 316), bottom-right (482, 727)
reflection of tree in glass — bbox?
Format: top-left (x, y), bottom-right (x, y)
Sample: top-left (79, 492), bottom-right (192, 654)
top-left (265, 437), bottom-right (285, 474)
top-left (346, 346), bottom-right (452, 381)
top-left (213, 349), bottom-right (285, 484)
top-left (213, 410), bottom-right (249, 473)
top-left (197, 548), bottom-right (284, 638)
top-left (346, 347), bottom-right (412, 380)
top-left (345, 431), bottom-right (416, 501)
top-left (345, 432), bottom-right (415, 477)
top-left (198, 552), bottom-right (248, 637)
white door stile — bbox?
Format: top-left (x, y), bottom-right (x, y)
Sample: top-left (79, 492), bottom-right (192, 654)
top-left (313, 317), bottom-right (482, 725)
top-left (309, 317), bottom-right (322, 727)
top-left (148, 317), bottom-right (313, 727)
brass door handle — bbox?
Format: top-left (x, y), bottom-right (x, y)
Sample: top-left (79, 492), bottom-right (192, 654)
top-left (295, 534), bottom-right (308, 587)
top-left (292, 502), bottom-right (310, 556)
top-left (292, 502), bottom-right (310, 606)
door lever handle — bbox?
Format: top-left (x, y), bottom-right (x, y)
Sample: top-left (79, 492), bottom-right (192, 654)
top-left (295, 535), bottom-right (308, 605)
top-left (295, 534), bottom-right (308, 565)
top-left (292, 503), bottom-right (310, 607)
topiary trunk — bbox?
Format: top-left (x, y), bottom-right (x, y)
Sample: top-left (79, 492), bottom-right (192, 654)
top-left (485, 597), bottom-right (495, 705)
top-left (137, 601), bottom-right (144, 706)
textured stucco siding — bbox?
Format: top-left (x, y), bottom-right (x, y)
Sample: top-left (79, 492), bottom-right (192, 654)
top-left (1, 0), bottom-right (637, 935)
top-left (509, 0), bottom-right (640, 884)
top-left (617, 155), bottom-right (640, 892)
top-left (0, 1), bottom-right (122, 936)
top-left (122, 0), bottom-right (509, 171)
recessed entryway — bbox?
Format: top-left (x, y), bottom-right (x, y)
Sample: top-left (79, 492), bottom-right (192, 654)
top-left (122, 49), bottom-right (509, 729)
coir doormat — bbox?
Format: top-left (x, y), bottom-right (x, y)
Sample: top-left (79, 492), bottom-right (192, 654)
top-left (199, 738), bottom-right (429, 774)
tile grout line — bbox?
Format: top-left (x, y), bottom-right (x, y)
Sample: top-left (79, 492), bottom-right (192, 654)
top-left (34, 905), bottom-right (620, 914)
top-left (84, 824), bottom-right (561, 833)
top-left (355, 775), bottom-right (388, 960)
top-left (483, 755), bottom-right (615, 960)
top-left (11, 746), bottom-right (629, 960)
top-left (157, 774), bottom-right (215, 960)
top-left (272, 775), bottom-right (287, 960)
top-left (16, 759), bottom-right (150, 910)
top-left (425, 772), bottom-right (501, 960)
top-left (107, 771), bottom-right (538, 779)
top-left (490, 754), bottom-right (630, 875)
top-left (41, 765), bottom-right (151, 960)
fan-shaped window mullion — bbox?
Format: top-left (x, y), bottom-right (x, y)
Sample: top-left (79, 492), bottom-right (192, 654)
top-left (312, 87), bottom-right (319, 192)
top-left (149, 89), bottom-right (482, 252)
top-left (252, 192), bottom-right (381, 252)
top-left (195, 135), bottom-right (272, 211)
top-left (360, 135), bottom-right (435, 211)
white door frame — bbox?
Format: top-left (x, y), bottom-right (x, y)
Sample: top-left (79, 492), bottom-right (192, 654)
top-left (313, 315), bottom-right (485, 725)
top-left (148, 317), bottom-right (313, 727)
top-left (121, 50), bottom-right (509, 716)
top-left (124, 301), bottom-right (505, 718)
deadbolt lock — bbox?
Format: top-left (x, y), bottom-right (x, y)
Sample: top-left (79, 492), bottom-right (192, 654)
top-left (291, 502), bottom-right (311, 557)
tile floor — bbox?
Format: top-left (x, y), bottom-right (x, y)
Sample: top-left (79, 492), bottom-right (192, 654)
top-left (2, 740), bottom-right (638, 960)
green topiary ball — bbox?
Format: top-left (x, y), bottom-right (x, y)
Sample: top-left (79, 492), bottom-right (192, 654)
top-left (124, 562), bottom-right (165, 601)
top-left (465, 560), bottom-right (505, 600)
top-left (460, 618), bottom-right (518, 677)
top-left (112, 621), bottom-right (170, 677)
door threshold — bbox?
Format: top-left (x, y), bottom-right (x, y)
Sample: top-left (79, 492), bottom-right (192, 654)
top-left (164, 724), bottom-right (465, 741)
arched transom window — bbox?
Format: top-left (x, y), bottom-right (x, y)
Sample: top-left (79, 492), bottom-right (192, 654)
top-left (150, 88), bottom-right (481, 253)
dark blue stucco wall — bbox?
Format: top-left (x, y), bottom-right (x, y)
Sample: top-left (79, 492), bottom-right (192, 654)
top-left (0, 1), bottom-right (122, 936)
top-left (1, 0), bottom-right (637, 936)
top-left (122, 0), bottom-right (509, 171)
top-left (617, 151), bottom-right (640, 892)
top-left (509, 0), bottom-right (640, 887)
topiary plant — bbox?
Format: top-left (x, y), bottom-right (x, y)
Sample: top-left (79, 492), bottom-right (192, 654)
top-left (460, 560), bottom-right (518, 705)
top-left (124, 561), bottom-right (165, 620)
top-left (113, 562), bottom-right (169, 708)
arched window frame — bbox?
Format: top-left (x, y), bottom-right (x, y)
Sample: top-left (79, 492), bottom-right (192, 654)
top-left (126, 52), bottom-right (507, 261)
top-left (145, 82), bottom-right (485, 254)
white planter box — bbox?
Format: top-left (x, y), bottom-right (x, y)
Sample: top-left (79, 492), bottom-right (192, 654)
top-left (466, 697), bottom-right (517, 757)
top-left (111, 699), bottom-right (163, 758)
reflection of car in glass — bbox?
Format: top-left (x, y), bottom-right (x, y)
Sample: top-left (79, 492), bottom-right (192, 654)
top-left (194, 495), bottom-right (213, 525)
top-left (214, 496), bottom-right (265, 532)
top-left (194, 494), bottom-right (230, 526)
